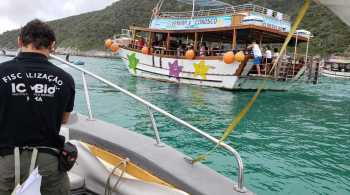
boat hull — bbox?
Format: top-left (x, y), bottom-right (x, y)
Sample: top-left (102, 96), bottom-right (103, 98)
top-left (321, 69), bottom-right (350, 79)
top-left (118, 48), bottom-right (295, 91)
top-left (66, 113), bottom-right (254, 195)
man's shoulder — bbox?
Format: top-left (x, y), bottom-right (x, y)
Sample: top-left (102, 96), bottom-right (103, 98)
top-left (0, 59), bottom-right (18, 73)
top-left (0, 58), bottom-right (16, 66)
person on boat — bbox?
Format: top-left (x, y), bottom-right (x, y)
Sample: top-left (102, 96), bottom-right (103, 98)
top-left (0, 19), bottom-right (75, 195)
top-left (176, 46), bottom-right (182, 57)
top-left (200, 43), bottom-right (207, 57)
top-left (273, 48), bottom-right (279, 58)
top-left (186, 42), bottom-right (194, 51)
top-left (176, 40), bottom-right (184, 57)
top-left (138, 38), bottom-right (145, 49)
top-left (211, 44), bottom-right (219, 56)
top-left (264, 46), bottom-right (272, 64)
top-left (298, 57), bottom-right (305, 65)
top-left (65, 53), bottom-right (70, 62)
top-left (272, 48), bottom-right (280, 64)
top-left (248, 41), bottom-right (262, 75)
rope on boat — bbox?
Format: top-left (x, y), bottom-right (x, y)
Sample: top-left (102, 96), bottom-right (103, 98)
top-left (104, 158), bottom-right (130, 195)
top-left (191, 0), bottom-right (311, 164)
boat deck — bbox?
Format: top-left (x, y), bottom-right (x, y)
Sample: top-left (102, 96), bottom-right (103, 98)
top-left (66, 113), bottom-right (254, 195)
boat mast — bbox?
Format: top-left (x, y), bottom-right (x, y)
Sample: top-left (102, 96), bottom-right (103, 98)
top-left (192, 0), bottom-right (196, 18)
top-left (152, 0), bottom-right (164, 18)
top-left (150, 0), bottom-right (165, 26)
top-left (158, 0), bottom-right (165, 10)
top-left (305, 36), bottom-right (310, 64)
top-left (293, 33), bottom-right (299, 75)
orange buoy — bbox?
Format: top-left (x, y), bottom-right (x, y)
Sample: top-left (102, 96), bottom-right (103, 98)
top-left (105, 39), bottom-right (113, 48)
top-left (235, 51), bottom-right (245, 62)
top-left (141, 46), bottom-right (149, 54)
top-left (223, 51), bottom-right (235, 64)
top-left (110, 43), bottom-right (120, 52)
top-left (185, 50), bottom-right (195, 60)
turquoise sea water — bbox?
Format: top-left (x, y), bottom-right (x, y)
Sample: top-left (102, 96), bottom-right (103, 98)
top-left (1, 55), bottom-right (349, 195)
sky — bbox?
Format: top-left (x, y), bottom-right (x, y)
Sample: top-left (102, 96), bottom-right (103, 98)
top-left (0, 0), bottom-right (118, 34)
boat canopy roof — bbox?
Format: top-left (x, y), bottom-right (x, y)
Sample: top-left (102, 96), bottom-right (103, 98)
top-left (154, 4), bottom-right (290, 21)
top-left (326, 58), bottom-right (350, 64)
top-left (151, 4), bottom-right (292, 32)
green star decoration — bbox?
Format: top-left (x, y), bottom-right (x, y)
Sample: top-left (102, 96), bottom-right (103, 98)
top-left (127, 53), bottom-right (139, 73)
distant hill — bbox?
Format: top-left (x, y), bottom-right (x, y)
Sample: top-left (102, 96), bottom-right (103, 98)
top-left (0, 0), bottom-right (349, 56)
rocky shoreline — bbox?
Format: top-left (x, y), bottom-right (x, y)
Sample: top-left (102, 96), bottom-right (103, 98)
top-left (55, 47), bottom-right (119, 59)
top-left (1, 47), bottom-right (119, 59)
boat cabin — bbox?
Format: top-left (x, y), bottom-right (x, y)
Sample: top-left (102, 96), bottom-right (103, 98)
top-left (125, 4), bottom-right (309, 59)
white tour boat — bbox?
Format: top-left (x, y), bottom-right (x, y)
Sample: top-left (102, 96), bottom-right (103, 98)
top-left (113, 2), bottom-right (314, 91)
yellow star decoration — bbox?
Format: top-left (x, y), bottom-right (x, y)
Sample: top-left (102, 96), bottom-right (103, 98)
top-left (193, 60), bottom-right (210, 80)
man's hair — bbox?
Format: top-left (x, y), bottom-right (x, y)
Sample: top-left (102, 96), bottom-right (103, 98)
top-left (19, 19), bottom-right (56, 49)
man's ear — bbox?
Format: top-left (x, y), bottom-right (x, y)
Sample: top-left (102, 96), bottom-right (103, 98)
top-left (17, 37), bottom-right (23, 48)
top-left (49, 41), bottom-right (56, 53)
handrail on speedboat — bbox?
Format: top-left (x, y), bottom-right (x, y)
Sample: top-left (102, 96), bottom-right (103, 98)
top-left (50, 54), bottom-right (247, 193)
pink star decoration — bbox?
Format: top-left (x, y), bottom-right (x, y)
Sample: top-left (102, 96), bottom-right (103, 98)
top-left (169, 60), bottom-right (183, 81)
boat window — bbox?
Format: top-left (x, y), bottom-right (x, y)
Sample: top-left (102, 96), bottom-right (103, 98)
top-left (346, 64), bottom-right (350, 72)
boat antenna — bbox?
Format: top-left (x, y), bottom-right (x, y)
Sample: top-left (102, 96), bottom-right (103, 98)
top-left (151, 0), bottom-right (165, 25)
top-left (154, 0), bottom-right (165, 13)
top-left (158, 0), bottom-right (165, 10)
top-left (191, 0), bottom-right (196, 18)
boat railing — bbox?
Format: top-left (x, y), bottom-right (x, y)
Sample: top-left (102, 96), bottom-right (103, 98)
top-left (50, 54), bottom-right (247, 193)
top-left (156, 48), bottom-right (235, 57)
top-left (156, 3), bottom-right (290, 22)
top-left (248, 60), bottom-right (306, 80)
top-left (127, 43), bottom-right (249, 58)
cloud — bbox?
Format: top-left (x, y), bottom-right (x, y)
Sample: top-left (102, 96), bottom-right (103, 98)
top-left (0, 0), bottom-right (117, 33)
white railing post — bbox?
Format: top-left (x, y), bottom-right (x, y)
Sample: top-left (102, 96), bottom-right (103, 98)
top-left (147, 107), bottom-right (163, 146)
top-left (81, 72), bottom-right (94, 120)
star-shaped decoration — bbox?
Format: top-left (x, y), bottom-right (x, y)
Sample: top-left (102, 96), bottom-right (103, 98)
top-left (193, 60), bottom-right (210, 80)
top-left (127, 53), bottom-right (139, 73)
top-left (169, 60), bottom-right (183, 81)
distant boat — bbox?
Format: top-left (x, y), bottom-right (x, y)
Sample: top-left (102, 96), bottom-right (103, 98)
top-left (321, 57), bottom-right (350, 79)
top-left (72, 60), bottom-right (85, 65)
top-left (66, 54), bottom-right (85, 65)
top-left (114, 29), bottom-right (133, 47)
top-left (1, 49), bottom-right (17, 57)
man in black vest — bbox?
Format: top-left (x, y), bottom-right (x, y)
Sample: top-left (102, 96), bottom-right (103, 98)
top-left (0, 19), bottom-right (75, 195)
